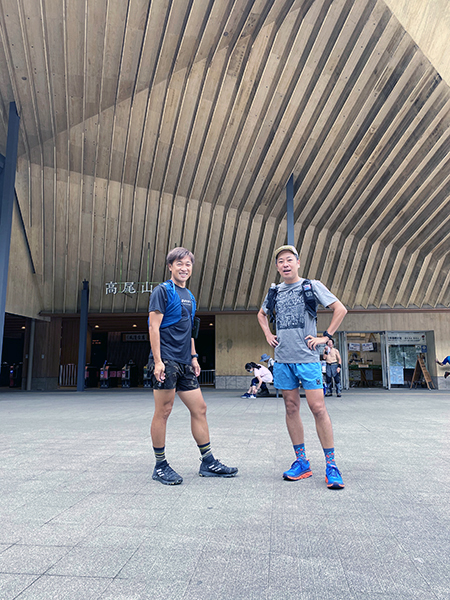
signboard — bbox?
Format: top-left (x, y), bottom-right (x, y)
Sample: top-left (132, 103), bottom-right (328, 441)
top-left (387, 332), bottom-right (426, 345)
top-left (349, 343), bottom-right (360, 351)
top-left (105, 282), bottom-right (161, 295)
top-left (123, 333), bottom-right (149, 342)
top-left (362, 342), bottom-right (374, 351)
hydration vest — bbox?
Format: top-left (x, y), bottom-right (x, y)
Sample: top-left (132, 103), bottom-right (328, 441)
top-left (149, 280), bottom-right (196, 329)
top-left (266, 279), bottom-right (317, 325)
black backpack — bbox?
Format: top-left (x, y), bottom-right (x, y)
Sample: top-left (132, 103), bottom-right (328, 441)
top-left (266, 279), bottom-right (317, 329)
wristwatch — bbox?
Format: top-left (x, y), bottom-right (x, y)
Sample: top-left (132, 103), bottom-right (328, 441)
top-left (323, 331), bottom-right (333, 340)
top-left (191, 353), bottom-right (199, 359)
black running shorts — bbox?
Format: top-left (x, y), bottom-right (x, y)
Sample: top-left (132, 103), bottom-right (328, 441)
top-left (148, 359), bottom-right (199, 392)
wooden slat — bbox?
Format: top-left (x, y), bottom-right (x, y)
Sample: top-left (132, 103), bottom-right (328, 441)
top-left (0, 0), bottom-right (449, 317)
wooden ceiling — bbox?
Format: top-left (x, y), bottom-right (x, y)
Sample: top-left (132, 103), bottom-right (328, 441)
top-left (1, 0), bottom-right (449, 315)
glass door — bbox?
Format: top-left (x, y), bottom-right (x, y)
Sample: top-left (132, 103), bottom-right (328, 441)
top-left (338, 331), bottom-right (348, 390)
top-left (380, 332), bottom-right (389, 389)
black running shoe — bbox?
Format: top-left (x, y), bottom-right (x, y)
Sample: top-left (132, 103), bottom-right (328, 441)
top-left (199, 458), bottom-right (238, 478)
top-left (152, 463), bottom-right (183, 485)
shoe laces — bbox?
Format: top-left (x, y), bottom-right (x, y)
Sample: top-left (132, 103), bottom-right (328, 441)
top-left (326, 463), bottom-right (341, 477)
top-left (160, 463), bottom-right (177, 476)
top-left (291, 458), bottom-right (307, 468)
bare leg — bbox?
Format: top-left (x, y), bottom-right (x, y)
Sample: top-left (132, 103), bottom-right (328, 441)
top-left (150, 389), bottom-right (176, 448)
top-left (177, 388), bottom-right (210, 446)
top-left (282, 388), bottom-right (304, 445)
top-left (304, 388), bottom-right (334, 449)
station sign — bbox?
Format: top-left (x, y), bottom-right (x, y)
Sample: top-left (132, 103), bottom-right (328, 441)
top-left (105, 281), bottom-right (161, 295)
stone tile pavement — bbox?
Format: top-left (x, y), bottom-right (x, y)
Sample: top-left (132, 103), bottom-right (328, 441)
top-left (0, 386), bottom-right (449, 600)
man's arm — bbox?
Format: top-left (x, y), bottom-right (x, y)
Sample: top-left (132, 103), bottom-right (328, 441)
top-left (257, 308), bottom-right (279, 348)
top-left (149, 311), bottom-right (165, 382)
top-left (254, 374), bottom-right (263, 391)
top-left (305, 300), bottom-right (348, 350)
top-left (335, 348), bottom-right (342, 372)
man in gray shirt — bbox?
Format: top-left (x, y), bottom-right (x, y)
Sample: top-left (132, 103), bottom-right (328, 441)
top-left (257, 245), bottom-right (347, 489)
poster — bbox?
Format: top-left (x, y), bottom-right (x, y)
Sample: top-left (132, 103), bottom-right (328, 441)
top-left (362, 342), bottom-right (374, 351)
top-left (390, 366), bottom-right (404, 385)
top-left (349, 343), bottom-right (360, 351)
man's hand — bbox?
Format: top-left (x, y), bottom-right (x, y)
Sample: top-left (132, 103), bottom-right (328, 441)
top-left (154, 360), bottom-right (166, 383)
top-left (192, 357), bottom-right (201, 377)
top-left (305, 335), bottom-right (328, 351)
top-left (265, 332), bottom-right (279, 348)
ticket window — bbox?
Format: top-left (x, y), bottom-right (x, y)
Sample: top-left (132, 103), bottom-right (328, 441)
top-left (347, 333), bottom-right (383, 388)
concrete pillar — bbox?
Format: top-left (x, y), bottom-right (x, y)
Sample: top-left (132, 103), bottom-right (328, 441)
top-left (286, 173), bottom-right (294, 246)
top-left (0, 102), bottom-right (20, 363)
top-left (77, 280), bottom-right (89, 391)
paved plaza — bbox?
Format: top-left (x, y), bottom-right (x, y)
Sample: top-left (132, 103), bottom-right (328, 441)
top-left (0, 386), bottom-right (449, 600)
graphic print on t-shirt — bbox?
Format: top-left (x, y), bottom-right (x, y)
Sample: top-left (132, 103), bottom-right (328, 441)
top-left (276, 287), bottom-right (305, 331)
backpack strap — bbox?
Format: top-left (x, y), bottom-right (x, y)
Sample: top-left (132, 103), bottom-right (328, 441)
top-left (266, 284), bottom-right (278, 324)
top-left (160, 280), bottom-right (196, 329)
top-left (302, 279), bottom-right (317, 319)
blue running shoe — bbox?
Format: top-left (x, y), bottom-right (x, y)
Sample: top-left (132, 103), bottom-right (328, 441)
top-left (325, 463), bottom-right (344, 489)
top-left (152, 462), bottom-right (183, 485)
top-left (199, 458), bottom-right (238, 477)
top-left (283, 459), bottom-right (312, 481)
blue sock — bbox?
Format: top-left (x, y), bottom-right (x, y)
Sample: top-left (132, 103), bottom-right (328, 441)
top-left (294, 443), bottom-right (307, 462)
top-left (323, 447), bottom-right (335, 465)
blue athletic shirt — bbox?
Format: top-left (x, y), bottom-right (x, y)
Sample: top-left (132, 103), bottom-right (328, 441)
top-left (148, 283), bottom-right (193, 364)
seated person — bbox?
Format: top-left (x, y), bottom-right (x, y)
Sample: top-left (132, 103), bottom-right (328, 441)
top-left (436, 355), bottom-right (450, 379)
top-left (242, 362), bottom-right (273, 398)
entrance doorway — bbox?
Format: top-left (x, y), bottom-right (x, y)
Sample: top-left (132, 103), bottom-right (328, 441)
top-left (345, 332), bottom-right (384, 388)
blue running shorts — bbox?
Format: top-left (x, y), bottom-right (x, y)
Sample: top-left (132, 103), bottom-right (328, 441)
top-left (273, 362), bottom-right (323, 391)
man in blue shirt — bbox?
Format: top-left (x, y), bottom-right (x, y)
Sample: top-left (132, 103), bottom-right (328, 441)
top-left (436, 356), bottom-right (450, 379)
top-left (148, 247), bottom-right (238, 485)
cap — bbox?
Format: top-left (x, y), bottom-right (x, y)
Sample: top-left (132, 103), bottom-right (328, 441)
top-left (260, 354), bottom-right (271, 361)
top-left (274, 245), bottom-right (299, 261)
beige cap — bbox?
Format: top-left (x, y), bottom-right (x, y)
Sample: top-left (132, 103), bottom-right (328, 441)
top-left (274, 245), bottom-right (299, 261)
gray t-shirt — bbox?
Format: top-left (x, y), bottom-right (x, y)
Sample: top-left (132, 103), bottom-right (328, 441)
top-left (261, 279), bottom-right (338, 364)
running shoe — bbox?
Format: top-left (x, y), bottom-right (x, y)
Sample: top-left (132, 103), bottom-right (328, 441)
top-left (152, 462), bottom-right (183, 485)
top-left (283, 459), bottom-right (312, 481)
top-left (199, 458), bottom-right (238, 477)
top-left (325, 463), bottom-right (345, 489)
top-left (445, 372), bottom-right (449, 379)
top-left (249, 394), bottom-right (256, 398)
top-left (241, 392), bottom-right (250, 398)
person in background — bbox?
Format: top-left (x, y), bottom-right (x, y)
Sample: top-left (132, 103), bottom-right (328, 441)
top-left (436, 355), bottom-right (450, 379)
top-left (241, 362), bottom-right (273, 398)
top-left (324, 338), bottom-right (342, 397)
